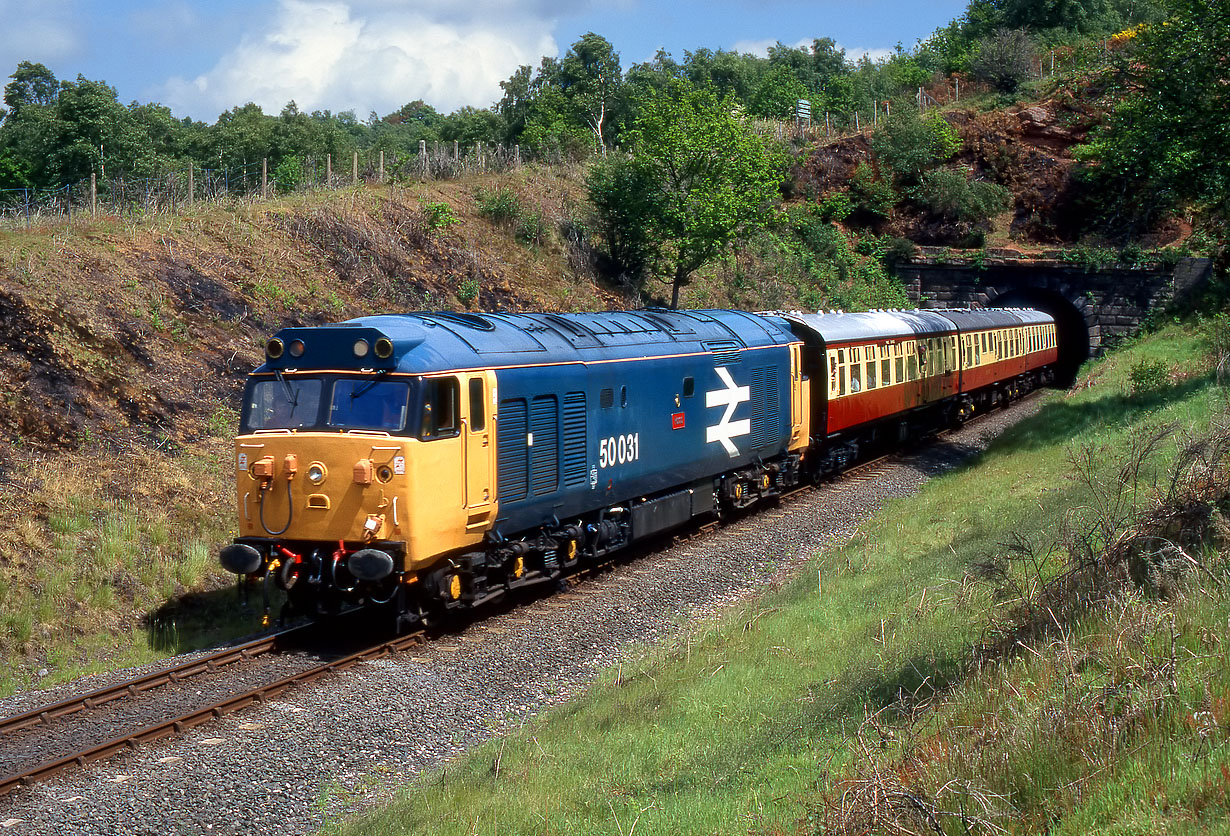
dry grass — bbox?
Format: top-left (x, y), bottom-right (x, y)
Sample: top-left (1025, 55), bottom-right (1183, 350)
top-left (0, 170), bottom-right (625, 693)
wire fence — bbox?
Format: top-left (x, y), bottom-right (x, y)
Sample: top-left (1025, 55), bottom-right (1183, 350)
top-left (0, 141), bottom-right (531, 228)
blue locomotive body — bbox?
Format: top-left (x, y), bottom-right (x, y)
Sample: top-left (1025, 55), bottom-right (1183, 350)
top-left (481, 309), bottom-right (800, 540)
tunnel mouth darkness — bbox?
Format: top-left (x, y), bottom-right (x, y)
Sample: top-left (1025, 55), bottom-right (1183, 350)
top-left (991, 288), bottom-right (1091, 387)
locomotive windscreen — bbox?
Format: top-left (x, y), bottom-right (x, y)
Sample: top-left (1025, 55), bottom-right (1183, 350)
top-left (240, 375), bottom-right (412, 433)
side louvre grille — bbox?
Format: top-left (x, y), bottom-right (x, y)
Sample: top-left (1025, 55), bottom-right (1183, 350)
top-left (497, 398), bottom-right (528, 502)
top-left (562, 392), bottom-right (587, 487)
top-left (750, 365), bottom-right (777, 449)
top-left (529, 395), bottom-right (559, 496)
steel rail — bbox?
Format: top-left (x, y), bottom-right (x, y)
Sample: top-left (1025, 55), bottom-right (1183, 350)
top-left (0, 626), bottom-right (315, 739)
top-left (0, 630), bottom-right (424, 796)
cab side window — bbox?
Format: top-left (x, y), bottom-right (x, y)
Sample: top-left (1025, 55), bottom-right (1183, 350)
top-left (468, 378), bottom-right (485, 432)
top-left (420, 377), bottom-right (460, 439)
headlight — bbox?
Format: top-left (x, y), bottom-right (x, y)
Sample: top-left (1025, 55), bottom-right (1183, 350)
top-left (289, 339), bottom-right (305, 358)
top-left (353, 339), bottom-right (370, 358)
top-left (266, 338), bottom-right (284, 359)
top-left (307, 462), bottom-right (327, 485)
top-left (374, 337), bottom-right (393, 359)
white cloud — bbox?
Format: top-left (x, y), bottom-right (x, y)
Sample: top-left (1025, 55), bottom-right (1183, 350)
top-left (0, 0), bottom-right (83, 72)
top-left (159, 0), bottom-right (559, 120)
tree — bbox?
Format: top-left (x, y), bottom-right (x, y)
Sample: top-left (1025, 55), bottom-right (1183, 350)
top-left (598, 79), bottom-right (786, 307)
top-left (749, 65), bottom-right (810, 119)
top-left (3, 61), bottom-right (59, 113)
top-left (1078, 0), bottom-right (1230, 230)
top-left (585, 153), bottom-right (661, 287)
top-left (557, 32), bottom-right (623, 152)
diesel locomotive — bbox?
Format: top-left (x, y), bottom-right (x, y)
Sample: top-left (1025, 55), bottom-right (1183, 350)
top-left (219, 307), bottom-right (1057, 627)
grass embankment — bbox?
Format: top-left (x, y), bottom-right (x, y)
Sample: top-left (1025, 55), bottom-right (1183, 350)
top-left (334, 319), bottom-right (1230, 835)
top-left (0, 168), bottom-right (617, 696)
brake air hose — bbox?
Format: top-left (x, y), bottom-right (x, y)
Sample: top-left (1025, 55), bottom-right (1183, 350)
top-left (259, 480), bottom-right (294, 536)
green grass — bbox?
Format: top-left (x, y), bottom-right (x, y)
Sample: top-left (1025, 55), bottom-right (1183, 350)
top-left (329, 319), bottom-right (1230, 835)
top-left (0, 452), bottom-right (260, 697)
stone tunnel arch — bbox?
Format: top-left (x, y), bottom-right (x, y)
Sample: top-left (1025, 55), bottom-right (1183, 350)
top-left (985, 284), bottom-right (1091, 387)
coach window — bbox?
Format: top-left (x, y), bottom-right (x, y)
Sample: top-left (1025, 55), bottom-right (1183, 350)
top-left (420, 377), bottom-right (460, 440)
top-left (866, 359), bottom-right (877, 388)
top-left (850, 362), bottom-right (861, 392)
top-left (881, 356), bottom-right (891, 385)
top-left (907, 354), bottom-right (918, 380)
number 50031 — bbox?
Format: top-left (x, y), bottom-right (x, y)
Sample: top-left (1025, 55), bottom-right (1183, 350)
top-left (598, 433), bottom-right (640, 468)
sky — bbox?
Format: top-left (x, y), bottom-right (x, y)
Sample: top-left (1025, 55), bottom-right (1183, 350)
top-left (0, 0), bottom-right (970, 123)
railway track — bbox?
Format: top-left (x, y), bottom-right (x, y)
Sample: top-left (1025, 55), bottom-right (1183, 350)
top-left (0, 623), bottom-right (425, 796)
top-left (0, 397), bottom-right (1032, 800)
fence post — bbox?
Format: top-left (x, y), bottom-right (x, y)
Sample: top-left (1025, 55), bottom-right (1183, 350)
top-left (326, 154), bottom-right (332, 187)
top-left (169, 171), bottom-right (176, 213)
top-left (352, 151), bottom-right (358, 186)
top-left (419, 140), bottom-right (427, 177)
top-left (475, 142), bottom-right (482, 172)
top-left (955, 77), bottom-right (960, 102)
top-left (379, 150), bottom-right (385, 183)
top-left (453, 140), bottom-right (459, 161)
top-left (515, 144), bottom-right (521, 168)
top-left (262, 158), bottom-right (268, 198)
top-left (188, 164), bottom-right (194, 206)
top-left (24, 188), bottom-right (29, 228)
top-left (91, 173), bottom-right (97, 218)
top-left (854, 111), bottom-right (859, 132)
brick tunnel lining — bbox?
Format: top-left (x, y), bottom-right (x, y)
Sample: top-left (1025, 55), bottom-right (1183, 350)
top-left (990, 287), bottom-right (1090, 387)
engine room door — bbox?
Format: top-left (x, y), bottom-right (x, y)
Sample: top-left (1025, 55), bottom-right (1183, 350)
top-left (463, 371), bottom-right (496, 523)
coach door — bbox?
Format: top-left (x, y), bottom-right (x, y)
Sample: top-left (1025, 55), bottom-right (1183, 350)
top-left (462, 371), bottom-right (496, 526)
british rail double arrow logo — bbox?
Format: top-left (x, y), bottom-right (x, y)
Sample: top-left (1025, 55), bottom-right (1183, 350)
top-left (706, 367), bottom-right (751, 457)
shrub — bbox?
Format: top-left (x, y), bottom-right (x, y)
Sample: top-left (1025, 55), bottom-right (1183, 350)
top-left (421, 200), bottom-right (458, 230)
top-left (456, 279), bottom-right (480, 305)
top-left (273, 156), bottom-right (304, 194)
top-left (474, 186), bottom-right (521, 225)
top-left (514, 209), bottom-right (547, 246)
top-left (816, 190), bottom-right (854, 223)
top-left (848, 163), bottom-right (898, 223)
top-left (917, 167), bottom-right (1012, 224)
top-left (871, 110), bottom-right (963, 191)
top-left (972, 28), bottom-right (1036, 93)
top-left (1128, 357), bottom-right (1169, 395)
